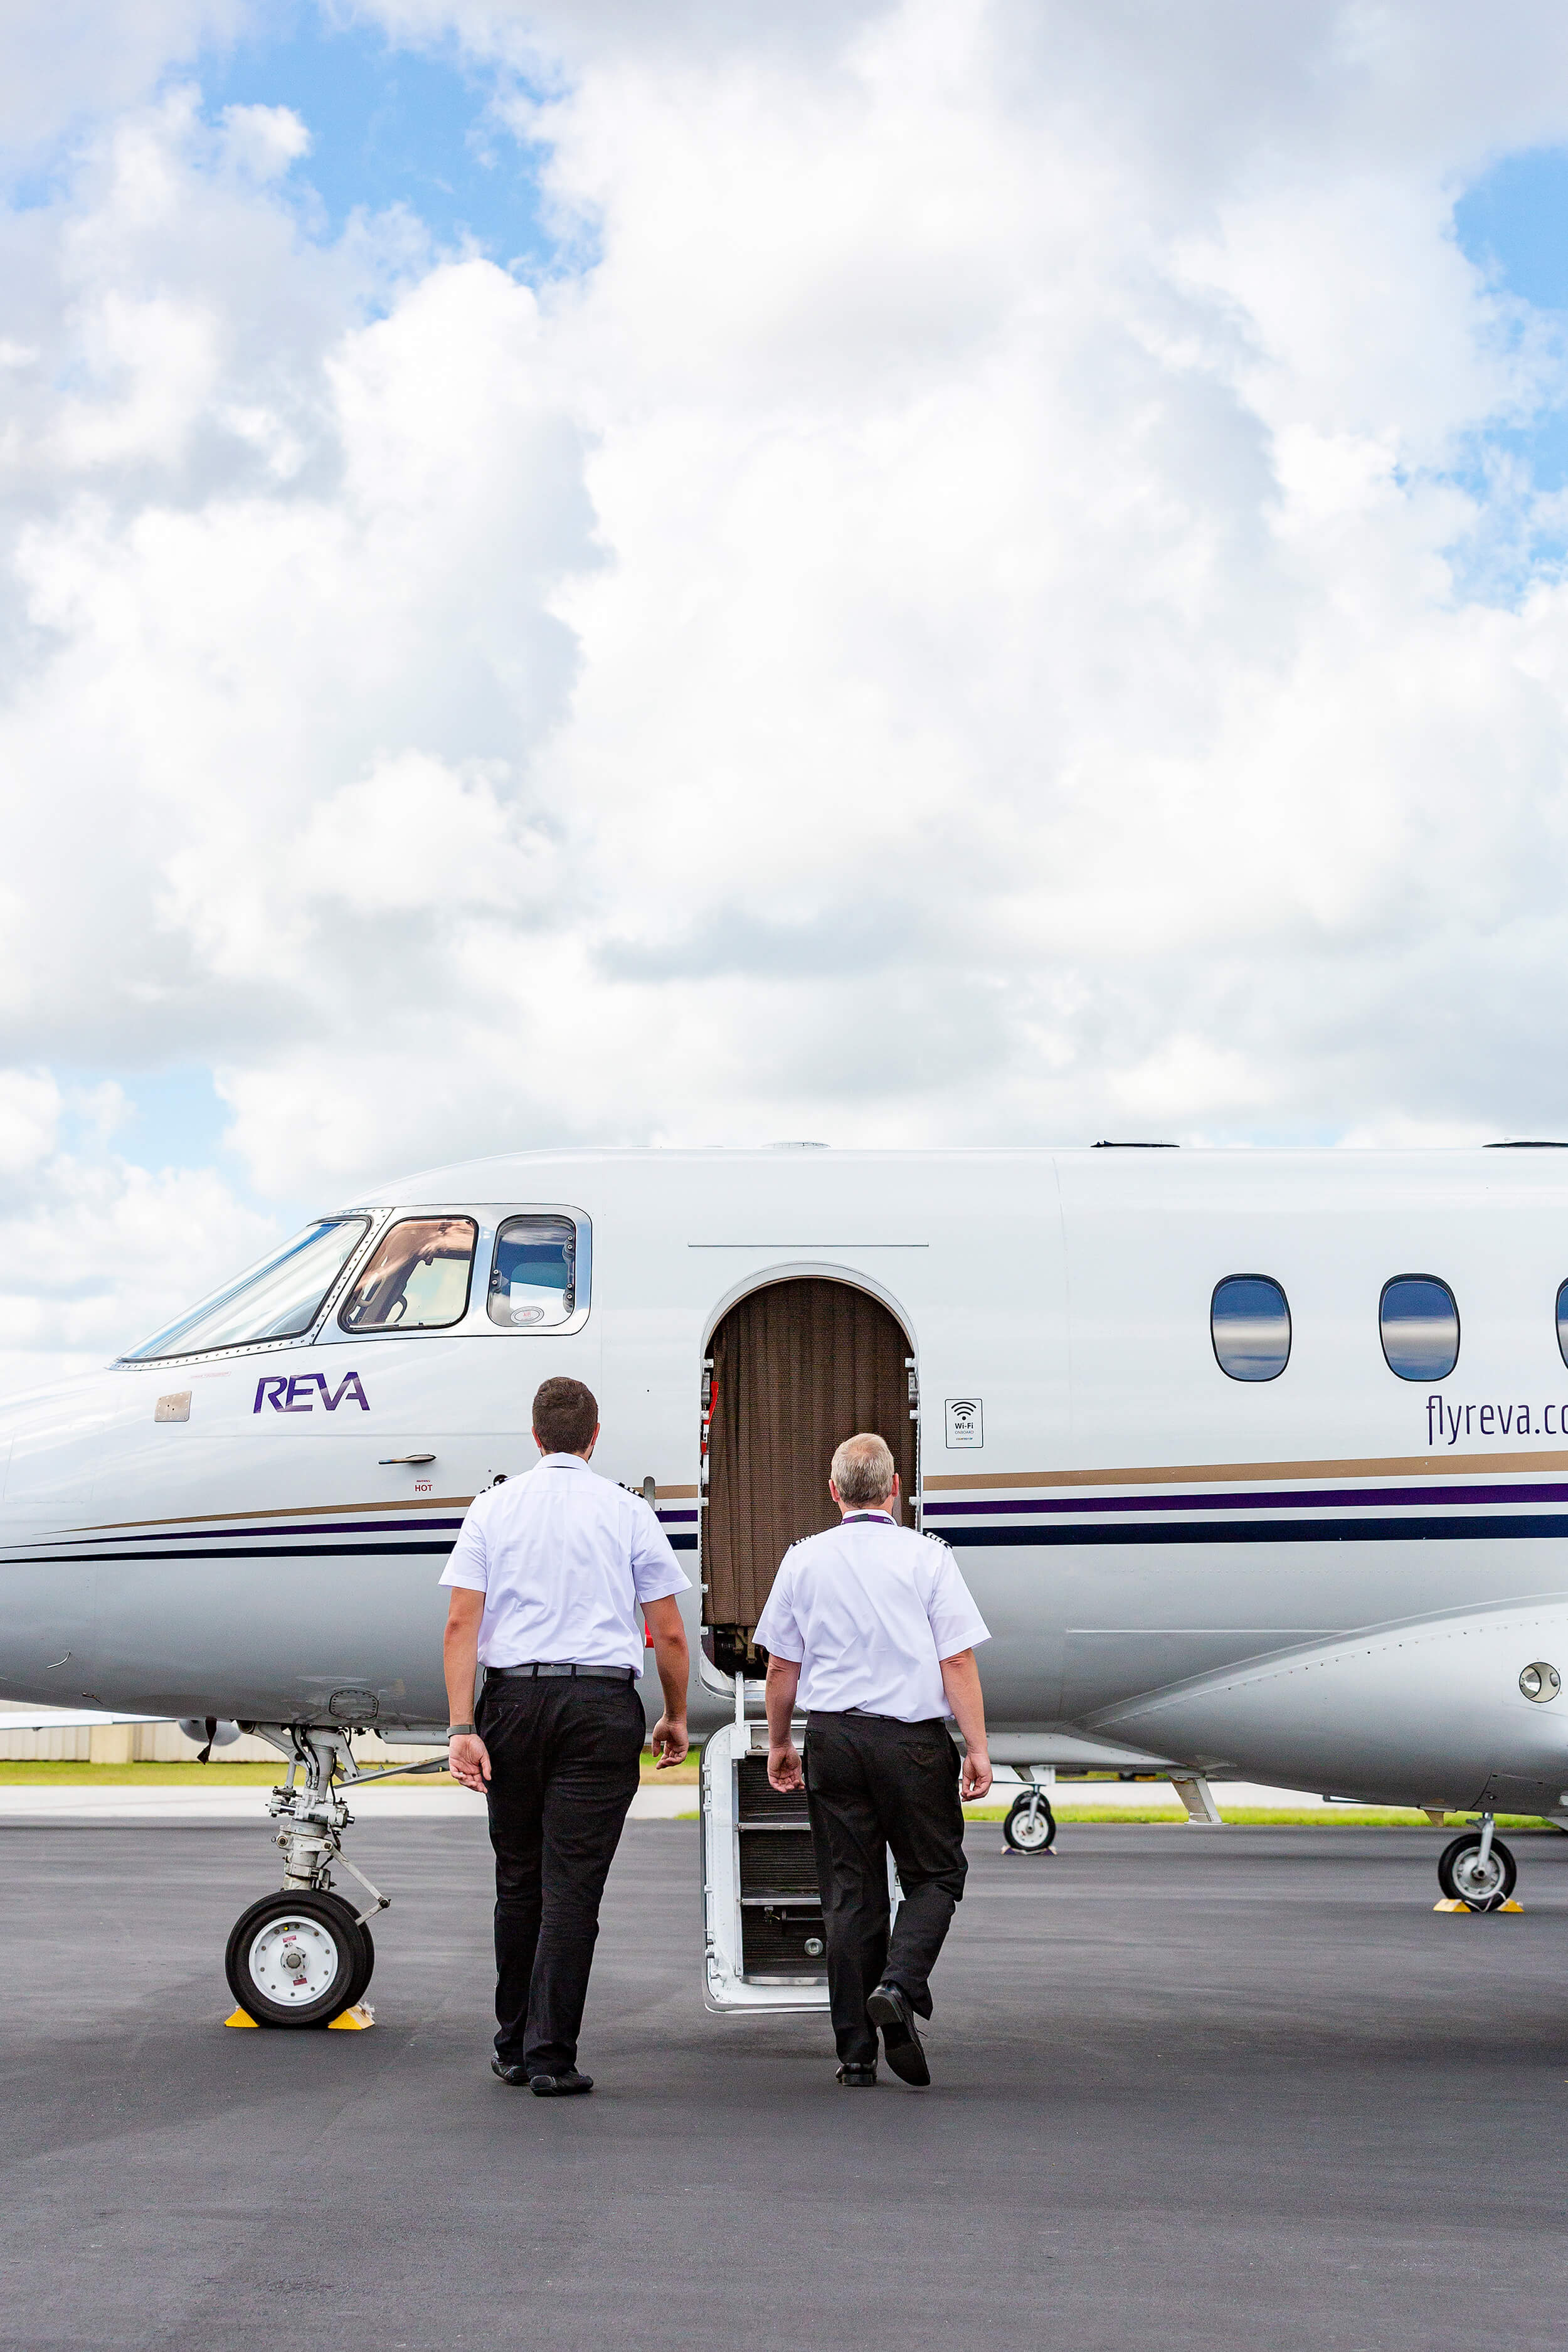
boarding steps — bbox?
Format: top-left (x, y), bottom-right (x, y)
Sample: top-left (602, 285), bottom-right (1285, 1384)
top-left (700, 1715), bottom-right (903, 2013)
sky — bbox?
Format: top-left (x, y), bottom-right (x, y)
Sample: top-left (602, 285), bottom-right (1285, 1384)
top-left (6, 0), bottom-right (1568, 1390)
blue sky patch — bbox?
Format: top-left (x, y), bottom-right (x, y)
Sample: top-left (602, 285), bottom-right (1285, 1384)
top-left (198, 1), bottom-right (555, 269)
top-left (1454, 147), bottom-right (1568, 312)
top-left (62, 1063), bottom-right (231, 1175)
top-left (1443, 148), bottom-right (1568, 595)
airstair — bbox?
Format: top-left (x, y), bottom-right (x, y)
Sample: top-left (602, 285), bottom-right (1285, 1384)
top-left (700, 1715), bottom-right (829, 2013)
top-left (700, 1712), bottom-right (901, 2013)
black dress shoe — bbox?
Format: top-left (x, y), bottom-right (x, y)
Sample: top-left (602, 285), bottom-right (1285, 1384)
top-left (836, 2061), bottom-right (877, 2087)
top-left (866, 1983), bottom-right (931, 2087)
top-left (491, 2057), bottom-right (529, 2085)
top-left (529, 2069), bottom-right (595, 2097)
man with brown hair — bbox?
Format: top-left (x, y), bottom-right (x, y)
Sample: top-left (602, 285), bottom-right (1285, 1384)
top-left (440, 1376), bottom-right (691, 2095)
top-left (756, 1431), bottom-right (991, 2089)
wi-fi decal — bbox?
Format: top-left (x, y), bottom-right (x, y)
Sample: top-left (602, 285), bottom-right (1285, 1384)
top-left (945, 1397), bottom-right (983, 1448)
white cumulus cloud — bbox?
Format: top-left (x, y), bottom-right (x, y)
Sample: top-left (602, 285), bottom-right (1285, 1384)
top-left (6, 2), bottom-right (1568, 1381)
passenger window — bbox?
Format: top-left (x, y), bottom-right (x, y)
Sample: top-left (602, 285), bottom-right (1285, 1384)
top-left (1211, 1276), bottom-right (1291, 1381)
top-left (1380, 1276), bottom-right (1459, 1381)
top-left (488, 1214), bottom-right (586, 1328)
top-left (1557, 1280), bottom-right (1568, 1370)
top-left (339, 1217), bottom-right (477, 1332)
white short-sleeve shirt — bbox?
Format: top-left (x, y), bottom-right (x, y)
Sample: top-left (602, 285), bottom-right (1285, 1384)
top-left (439, 1453), bottom-right (691, 1671)
top-left (753, 1511), bottom-right (990, 1723)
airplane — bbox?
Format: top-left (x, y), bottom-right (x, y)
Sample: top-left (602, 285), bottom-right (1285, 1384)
top-left (4, 1139), bottom-right (1567, 2023)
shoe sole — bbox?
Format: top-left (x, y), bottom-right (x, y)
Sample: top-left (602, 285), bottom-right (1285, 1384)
top-left (866, 1989), bottom-right (931, 2087)
top-left (529, 2077), bottom-right (595, 2097)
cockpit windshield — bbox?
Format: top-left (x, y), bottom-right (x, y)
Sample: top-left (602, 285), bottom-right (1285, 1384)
top-left (121, 1217), bottom-right (371, 1362)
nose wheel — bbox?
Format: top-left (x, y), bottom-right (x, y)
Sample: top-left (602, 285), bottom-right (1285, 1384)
top-left (1438, 1822), bottom-right (1517, 1911)
top-left (1002, 1788), bottom-right (1057, 1854)
top-left (225, 1890), bottom-right (374, 2028)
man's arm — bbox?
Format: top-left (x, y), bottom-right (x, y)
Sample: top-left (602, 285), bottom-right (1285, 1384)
top-left (765, 1653), bottom-right (804, 1791)
top-left (645, 1594), bottom-right (691, 1767)
top-left (443, 1587), bottom-right (490, 1793)
top-left (940, 1648), bottom-right (993, 1801)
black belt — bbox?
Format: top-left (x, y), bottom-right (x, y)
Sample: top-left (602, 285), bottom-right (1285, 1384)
top-left (490, 1662), bottom-right (638, 1683)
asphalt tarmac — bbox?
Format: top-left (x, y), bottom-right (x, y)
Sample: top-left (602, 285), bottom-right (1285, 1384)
top-left (5, 1818), bottom-right (1568, 2352)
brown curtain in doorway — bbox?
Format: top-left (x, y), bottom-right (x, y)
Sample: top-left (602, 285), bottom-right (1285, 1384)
top-left (706, 1277), bottom-right (916, 1639)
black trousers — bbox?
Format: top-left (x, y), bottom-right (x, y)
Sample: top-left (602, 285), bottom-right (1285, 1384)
top-left (477, 1675), bottom-right (645, 2074)
top-left (805, 1710), bottom-right (968, 2066)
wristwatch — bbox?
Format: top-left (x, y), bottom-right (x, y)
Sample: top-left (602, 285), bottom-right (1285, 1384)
top-left (446, 1722), bottom-right (475, 1738)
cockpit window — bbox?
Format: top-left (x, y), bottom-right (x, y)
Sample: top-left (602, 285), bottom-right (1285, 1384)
top-left (488, 1214), bottom-right (585, 1328)
top-left (122, 1217), bottom-right (371, 1361)
top-left (339, 1217), bottom-right (477, 1332)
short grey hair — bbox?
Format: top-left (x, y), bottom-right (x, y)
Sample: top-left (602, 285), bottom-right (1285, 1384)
top-left (831, 1431), bottom-right (896, 1507)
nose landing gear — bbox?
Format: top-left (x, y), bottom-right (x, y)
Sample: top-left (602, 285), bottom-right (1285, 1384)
top-left (1438, 1815), bottom-right (1518, 1912)
top-left (223, 1726), bottom-right (442, 2027)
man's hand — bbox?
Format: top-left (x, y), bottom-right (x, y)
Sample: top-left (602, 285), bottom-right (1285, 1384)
top-left (447, 1732), bottom-right (491, 1793)
top-left (940, 1648), bottom-right (992, 1801)
top-left (650, 1712), bottom-right (689, 1768)
top-left (763, 1653), bottom-right (804, 1793)
top-left (644, 1596), bottom-right (691, 1771)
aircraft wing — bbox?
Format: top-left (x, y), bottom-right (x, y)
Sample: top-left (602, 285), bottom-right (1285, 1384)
top-left (0, 1708), bottom-right (171, 1730)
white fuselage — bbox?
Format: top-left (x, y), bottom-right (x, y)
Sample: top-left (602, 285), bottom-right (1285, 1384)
top-left (3, 1145), bottom-right (1568, 1814)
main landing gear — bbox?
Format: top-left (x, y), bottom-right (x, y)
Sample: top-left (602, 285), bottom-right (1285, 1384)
top-left (1437, 1814), bottom-right (1518, 1912)
top-left (224, 1727), bottom-right (441, 2027)
top-left (1002, 1784), bottom-right (1057, 1855)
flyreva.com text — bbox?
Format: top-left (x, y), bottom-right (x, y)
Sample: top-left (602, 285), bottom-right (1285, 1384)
top-left (1426, 1396), bottom-right (1568, 1445)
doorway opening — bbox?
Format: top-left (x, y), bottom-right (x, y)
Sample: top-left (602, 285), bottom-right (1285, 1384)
top-left (702, 1276), bottom-right (917, 1678)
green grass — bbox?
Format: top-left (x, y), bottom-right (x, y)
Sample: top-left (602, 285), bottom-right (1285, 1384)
top-left (0, 1761), bottom-right (292, 1786)
top-left (0, 1762), bottom-right (1549, 1830)
top-left (963, 1803), bottom-right (1551, 1828)
top-left (0, 1754), bottom-right (700, 1788)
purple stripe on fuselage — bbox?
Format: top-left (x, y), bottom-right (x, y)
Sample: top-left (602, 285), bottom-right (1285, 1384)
top-left (70, 1517), bottom-right (467, 1547)
top-left (657, 1510), bottom-right (699, 1523)
top-left (921, 1480), bottom-right (1568, 1517)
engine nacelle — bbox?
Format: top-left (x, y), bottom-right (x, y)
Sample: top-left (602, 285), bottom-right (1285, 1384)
top-left (1098, 1602), bottom-right (1568, 1814)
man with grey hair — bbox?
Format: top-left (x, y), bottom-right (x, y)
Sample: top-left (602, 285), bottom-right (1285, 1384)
top-left (755, 1431), bottom-right (992, 2088)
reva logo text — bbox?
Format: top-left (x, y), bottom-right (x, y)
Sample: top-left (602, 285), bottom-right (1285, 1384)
top-left (253, 1372), bottom-right (369, 1414)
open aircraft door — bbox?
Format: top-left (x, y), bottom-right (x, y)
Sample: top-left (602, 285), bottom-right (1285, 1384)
top-left (697, 1273), bottom-right (915, 2013)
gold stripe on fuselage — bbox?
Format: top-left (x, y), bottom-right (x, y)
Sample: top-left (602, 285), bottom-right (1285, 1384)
top-left (923, 1448), bottom-right (1568, 1491)
top-left (51, 1477), bottom-right (704, 1536)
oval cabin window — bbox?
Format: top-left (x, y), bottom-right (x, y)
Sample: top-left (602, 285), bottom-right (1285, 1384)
top-left (1557, 1280), bottom-right (1568, 1370)
top-left (1380, 1276), bottom-right (1459, 1381)
top-left (1211, 1276), bottom-right (1291, 1382)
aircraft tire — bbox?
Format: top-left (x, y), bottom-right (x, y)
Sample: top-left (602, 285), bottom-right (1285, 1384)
top-left (1002, 1792), bottom-right (1056, 1853)
top-left (225, 1891), bottom-right (370, 2027)
top-left (1437, 1830), bottom-right (1517, 1912)
top-left (318, 1890), bottom-right (376, 2011)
